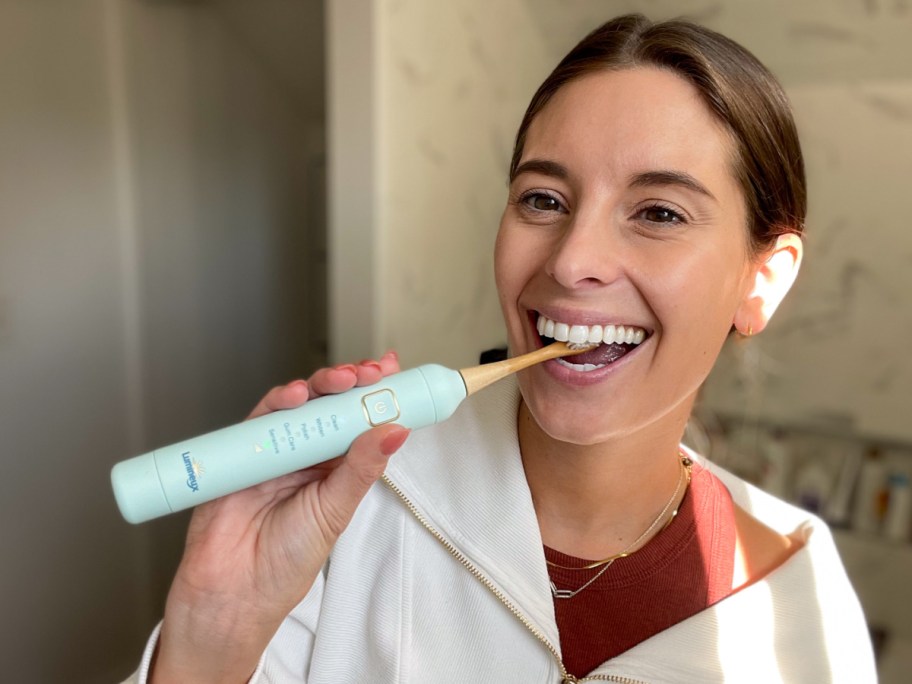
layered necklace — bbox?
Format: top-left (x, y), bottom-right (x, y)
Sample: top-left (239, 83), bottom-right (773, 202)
top-left (548, 454), bottom-right (693, 600)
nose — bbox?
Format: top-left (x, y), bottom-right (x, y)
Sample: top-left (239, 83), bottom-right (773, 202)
top-left (545, 207), bottom-right (624, 290)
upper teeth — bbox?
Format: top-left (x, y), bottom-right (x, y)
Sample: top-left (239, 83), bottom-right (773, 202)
top-left (536, 314), bottom-right (646, 346)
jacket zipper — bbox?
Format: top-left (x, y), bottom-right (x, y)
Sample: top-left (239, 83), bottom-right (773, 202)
top-left (381, 476), bottom-right (648, 684)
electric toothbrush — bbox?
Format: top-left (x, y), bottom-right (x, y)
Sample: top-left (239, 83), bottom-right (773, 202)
top-left (111, 342), bottom-right (591, 523)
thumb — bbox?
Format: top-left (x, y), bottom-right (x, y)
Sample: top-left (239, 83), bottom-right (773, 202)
top-left (318, 424), bottom-right (410, 535)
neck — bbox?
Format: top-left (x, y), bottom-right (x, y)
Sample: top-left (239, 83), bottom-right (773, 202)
top-left (519, 400), bottom-right (692, 560)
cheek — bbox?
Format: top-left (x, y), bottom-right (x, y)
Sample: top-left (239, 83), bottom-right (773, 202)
top-left (653, 245), bottom-right (751, 321)
top-left (493, 225), bottom-right (509, 292)
top-left (493, 232), bottom-right (513, 317)
top-left (493, 228), bottom-right (524, 338)
top-left (494, 223), bottom-right (537, 302)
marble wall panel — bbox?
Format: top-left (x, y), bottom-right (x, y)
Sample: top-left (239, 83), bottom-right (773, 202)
top-left (702, 79), bottom-right (912, 441)
top-left (522, 0), bottom-right (912, 85)
top-left (377, 0), bottom-right (553, 367)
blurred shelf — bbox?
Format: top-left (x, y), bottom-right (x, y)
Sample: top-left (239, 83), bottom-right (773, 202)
top-left (833, 528), bottom-right (912, 560)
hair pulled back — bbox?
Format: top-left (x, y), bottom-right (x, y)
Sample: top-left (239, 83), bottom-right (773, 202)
top-left (510, 14), bottom-right (806, 255)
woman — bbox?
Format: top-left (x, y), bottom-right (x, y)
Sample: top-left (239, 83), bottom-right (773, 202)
top-left (131, 15), bottom-right (875, 683)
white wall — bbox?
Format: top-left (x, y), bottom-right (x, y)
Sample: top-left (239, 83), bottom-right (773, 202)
top-left (376, 0), bottom-right (555, 368)
top-left (328, 0), bottom-right (553, 369)
top-left (677, 1), bottom-right (912, 445)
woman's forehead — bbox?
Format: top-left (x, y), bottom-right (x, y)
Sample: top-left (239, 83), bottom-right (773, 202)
top-left (520, 67), bottom-right (737, 186)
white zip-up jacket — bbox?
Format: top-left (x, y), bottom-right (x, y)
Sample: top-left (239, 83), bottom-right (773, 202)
top-left (130, 378), bottom-right (877, 683)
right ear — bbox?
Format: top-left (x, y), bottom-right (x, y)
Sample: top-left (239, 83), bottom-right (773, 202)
top-left (733, 233), bottom-right (803, 336)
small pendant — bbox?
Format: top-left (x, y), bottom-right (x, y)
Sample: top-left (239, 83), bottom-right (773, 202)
top-left (549, 580), bottom-right (577, 600)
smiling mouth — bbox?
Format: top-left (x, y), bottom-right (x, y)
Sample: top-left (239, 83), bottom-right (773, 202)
top-left (535, 313), bottom-right (648, 371)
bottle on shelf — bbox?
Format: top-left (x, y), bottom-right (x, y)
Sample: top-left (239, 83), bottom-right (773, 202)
top-left (825, 447), bottom-right (863, 528)
top-left (759, 428), bottom-right (791, 500)
top-left (884, 472), bottom-right (912, 543)
top-left (852, 447), bottom-right (889, 535)
top-left (793, 458), bottom-right (833, 516)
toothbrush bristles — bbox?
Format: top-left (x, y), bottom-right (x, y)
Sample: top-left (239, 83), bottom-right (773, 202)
top-left (566, 342), bottom-right (598, 351)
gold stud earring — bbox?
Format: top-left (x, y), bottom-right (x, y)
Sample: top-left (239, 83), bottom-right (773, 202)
top-left (744, 324), bottom-right (753, 337)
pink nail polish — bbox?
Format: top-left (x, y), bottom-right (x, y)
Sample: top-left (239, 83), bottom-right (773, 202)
top-left (333, 364), bottom-right (357, 374)
top-left (380, 428), bottom-right (411, 456)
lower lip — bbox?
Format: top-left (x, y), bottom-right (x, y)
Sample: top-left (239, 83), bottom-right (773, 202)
top-left (540, 343), bottom-right (644, 386)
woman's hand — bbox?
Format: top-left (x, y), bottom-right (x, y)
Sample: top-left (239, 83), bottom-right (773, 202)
top-left (151, 352), bottom-right (406, 684)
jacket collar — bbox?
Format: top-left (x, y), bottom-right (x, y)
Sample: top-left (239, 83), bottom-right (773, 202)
top-left (384, 376), bottom-right (561, 646)
top-left (384, 378), bottom-right (871, 681)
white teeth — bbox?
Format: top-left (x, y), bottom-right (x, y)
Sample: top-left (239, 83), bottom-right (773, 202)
top-left (587, 325), bottom-right (603, 344)
top-left (568, 325), bottom-right (589, 345)
top-left (556, 357), bottom-right (607, 372)
top-left (535, 315), bottom-right (646, 348)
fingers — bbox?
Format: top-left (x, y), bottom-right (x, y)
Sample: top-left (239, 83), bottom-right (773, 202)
top-left (317, 424), bottom-right (411, 536)
top-left (378, 350), bottom-right (400, 376)
top-left (307, 351), bottom-right (401, 398)
top-left (247, 351), bottom-right (402, 419)
top-left (247, 380), bottom-right (310, 420)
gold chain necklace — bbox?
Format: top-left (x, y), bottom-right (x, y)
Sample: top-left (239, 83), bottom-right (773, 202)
top-left (548, 455), bottom-right (693, 600)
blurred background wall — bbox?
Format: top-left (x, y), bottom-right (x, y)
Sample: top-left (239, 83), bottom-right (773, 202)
top-left (1, 0), bottom-right (910, 681)
top-left (0, 0), bottom-right (325, 680)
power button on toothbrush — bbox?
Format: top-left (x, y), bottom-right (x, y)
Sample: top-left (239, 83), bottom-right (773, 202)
top-left (361, 389), bottom-right (401, 426)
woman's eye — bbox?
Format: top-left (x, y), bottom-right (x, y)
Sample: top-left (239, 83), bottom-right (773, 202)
top-left (522, 192), bottom-right (564, 213)
top-left (638, 205), bottom-right (685, 225)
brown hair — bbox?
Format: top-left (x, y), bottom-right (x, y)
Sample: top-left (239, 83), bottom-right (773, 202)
top-left (509, 14), bottom-right (806, 255)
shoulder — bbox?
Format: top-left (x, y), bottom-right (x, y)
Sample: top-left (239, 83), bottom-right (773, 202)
top-left (687, 447), bottom-right (824, 539)
top-left (732, 502), bottom-right (801, 590)
top-left (684, 449), bottom-right (826, 590)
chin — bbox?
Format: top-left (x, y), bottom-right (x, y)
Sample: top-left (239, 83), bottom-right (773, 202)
top-left (521, 388), bottom-right (623, 446)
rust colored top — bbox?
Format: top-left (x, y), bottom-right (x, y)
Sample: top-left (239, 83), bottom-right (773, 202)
top-left (545, 463), bottom-right (736, 678)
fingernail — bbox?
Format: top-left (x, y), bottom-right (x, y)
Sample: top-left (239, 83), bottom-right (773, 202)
top-left (290, 379), bottom-right (308, 390)
top-left (380, 428), bottom-right (411, 456)
top-left (359, 360), bottom-right (382, 371)
top-left (333, 364), bottom-right (357, 374)
top-left (382, 350), bottom-right (399, 361)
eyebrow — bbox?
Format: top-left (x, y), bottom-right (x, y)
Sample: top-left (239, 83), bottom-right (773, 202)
top-left (512, 160), bottom-right (718, 203)
top-left (510, 159), bottom-right (569, 182)
top-left (628, 170), bottom-right (717, 202)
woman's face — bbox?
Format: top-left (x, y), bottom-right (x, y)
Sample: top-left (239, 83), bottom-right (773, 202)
top-left (495, 67), bottom-right (758, 445)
